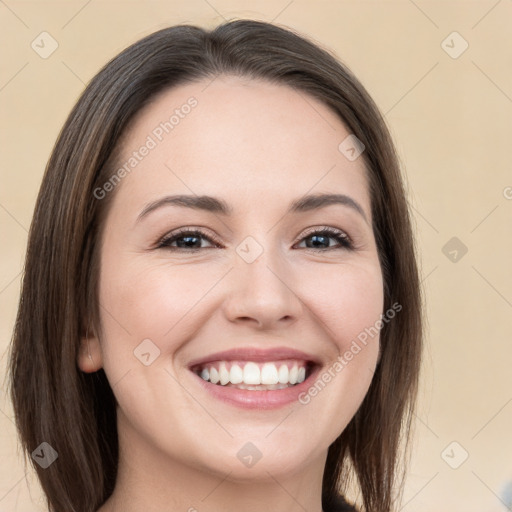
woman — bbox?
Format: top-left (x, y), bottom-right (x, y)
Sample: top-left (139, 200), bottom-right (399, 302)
top-left (8, 19), bottom-right (423, 512)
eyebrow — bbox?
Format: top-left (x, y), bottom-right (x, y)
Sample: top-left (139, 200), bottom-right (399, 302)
top-left (137, 192), bottom-right (368, 224)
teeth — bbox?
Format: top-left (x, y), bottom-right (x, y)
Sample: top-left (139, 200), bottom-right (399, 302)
top-left (219, 362), bottom-right (230, 385)
top-left (229, 364), bottom-right (243, 384)
top-left (261, 363), bottom-right (279, 385)
top-left (243, 362), bottom-right (261, 385)
top-left (278, 364), bottom-right (289, 384)
top-left (210, 367), bottom-right (220, 385)
top-left (226, 382), bottom-right (291, 390)
top-left (289, 365), bottom-right (298, 384)
top-left (195, 360), bottom-right (311, 388)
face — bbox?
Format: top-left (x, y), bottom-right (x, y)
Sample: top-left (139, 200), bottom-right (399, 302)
top-left (79, 76), bottom-right (384, 481)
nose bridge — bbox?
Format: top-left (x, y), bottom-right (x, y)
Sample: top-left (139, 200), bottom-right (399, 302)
top-left (223, 233), bottom-right (302, 327)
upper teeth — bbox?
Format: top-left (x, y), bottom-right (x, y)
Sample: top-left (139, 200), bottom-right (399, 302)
top-left (197, 361), bottom-right (307, 386)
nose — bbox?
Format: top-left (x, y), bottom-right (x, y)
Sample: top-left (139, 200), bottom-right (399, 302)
top-left (221, 245), bottom-right (303, 330)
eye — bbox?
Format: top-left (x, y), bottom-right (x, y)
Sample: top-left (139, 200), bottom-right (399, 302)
top-left (156, 228), bottom-right (221, 251)
top-left (156, 226), bottom-right (354, 252)
top-left (294, 226), bottom-right (353, 251)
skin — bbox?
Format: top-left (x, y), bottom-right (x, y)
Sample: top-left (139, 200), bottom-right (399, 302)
top-left (78, 75), bottom-right (384, 512)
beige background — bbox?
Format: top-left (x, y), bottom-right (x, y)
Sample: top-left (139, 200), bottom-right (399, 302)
top-left (1, 1), bottom-right (511, 510)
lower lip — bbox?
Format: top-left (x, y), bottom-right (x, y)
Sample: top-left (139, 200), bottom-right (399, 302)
top-left (190, 365), bottom-right (321, 410)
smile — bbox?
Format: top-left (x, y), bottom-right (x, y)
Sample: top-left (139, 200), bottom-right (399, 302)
top-left (192, 360), bottom-right (310, 390)
top-left (187, 347), bottom-right (321, 409)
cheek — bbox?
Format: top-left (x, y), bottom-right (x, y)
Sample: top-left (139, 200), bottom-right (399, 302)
top-left (291, 261), bottom-right (384, 439)
top-left (97, 256), bottom-right (223, 359)
top-left (299, 261), bottom-right (384, 352)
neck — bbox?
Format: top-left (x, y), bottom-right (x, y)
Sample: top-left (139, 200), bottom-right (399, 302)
top-left (97, 416), bottom-right (326, 512)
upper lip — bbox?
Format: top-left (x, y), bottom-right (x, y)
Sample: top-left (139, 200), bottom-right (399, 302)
top-left (187, 347), bottom-right (322, 368)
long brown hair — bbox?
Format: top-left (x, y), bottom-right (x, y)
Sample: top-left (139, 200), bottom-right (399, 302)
top-left (7, 19), bottom-right (423, 512)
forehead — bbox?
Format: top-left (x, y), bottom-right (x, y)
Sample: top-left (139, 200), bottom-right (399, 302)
top-left (109, 76), bottom-right (371, 220)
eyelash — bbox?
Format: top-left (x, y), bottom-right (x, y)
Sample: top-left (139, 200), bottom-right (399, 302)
top-left (156, 226), bottom-right (354, 252)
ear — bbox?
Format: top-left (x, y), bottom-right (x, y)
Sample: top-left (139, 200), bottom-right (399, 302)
top-left (77, 331), bottom-right (104, 373)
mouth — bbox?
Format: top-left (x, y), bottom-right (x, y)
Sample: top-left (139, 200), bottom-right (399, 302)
top-left (187, 347), bottom-right (321, 409)
top-left (190, 359), bottom-right (315, 390)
